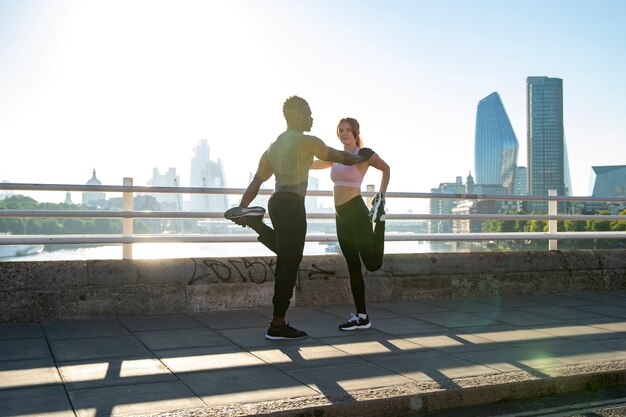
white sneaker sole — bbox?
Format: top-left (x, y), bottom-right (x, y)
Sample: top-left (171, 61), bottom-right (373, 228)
top-left (339, 322), bottom-right (372, 331)
top-left (224, 206), bottom-right (265, 219)
top-left (265, 334), bottom-right (307, 340)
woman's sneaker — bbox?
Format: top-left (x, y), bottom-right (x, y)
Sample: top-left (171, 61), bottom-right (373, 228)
top-left (224, 206), bottom-right (266, 220)
top-left (369, 192), bottom-right (386, 222)
top-left (265, 322), bottom-right (308, 340)
top-left (339, 313), bottom-right (371, 331)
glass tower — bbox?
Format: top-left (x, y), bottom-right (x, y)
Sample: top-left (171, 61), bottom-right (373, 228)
top-left (527, 76), bottom-right (564, 211)
top-left (591, 165), bottom-right (626, 197)
top-left (474, 92), bottom-right (519, 191)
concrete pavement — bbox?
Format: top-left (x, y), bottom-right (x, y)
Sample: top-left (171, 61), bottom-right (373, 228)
top-left (1, 290), bottom-right (626, 417)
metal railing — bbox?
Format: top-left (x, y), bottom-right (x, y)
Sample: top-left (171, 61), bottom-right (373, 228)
top-left (1, 180), bottom-right (625, 259)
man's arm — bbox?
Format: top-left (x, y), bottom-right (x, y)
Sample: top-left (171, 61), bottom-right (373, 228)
top-left (303, 136), bottom-right (373, 166)
top-left (240, 152), bottom-right (273, 207)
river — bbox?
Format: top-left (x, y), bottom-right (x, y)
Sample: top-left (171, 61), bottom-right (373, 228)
top-left (1, 241), bottom-right (447, 261)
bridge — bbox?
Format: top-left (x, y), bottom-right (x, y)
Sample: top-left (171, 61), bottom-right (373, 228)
top-left (1, 181), bottom-right (625, 416)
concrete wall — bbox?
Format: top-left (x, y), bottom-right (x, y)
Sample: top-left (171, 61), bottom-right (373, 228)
top-left (1, 250), bottom-right (625, 322)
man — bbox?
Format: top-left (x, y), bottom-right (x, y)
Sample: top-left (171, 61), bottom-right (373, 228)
top-left (225, 96), bottom-right (373, 340)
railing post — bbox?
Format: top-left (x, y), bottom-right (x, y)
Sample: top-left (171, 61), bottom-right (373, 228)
top-left (123, 177), bottom-right (133, 259)
top-left (549, 189), bottom-right (558, 251)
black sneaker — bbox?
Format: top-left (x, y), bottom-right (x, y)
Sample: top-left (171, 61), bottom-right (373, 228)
top-left (224, 206), bottom-right (266, 220)
top-left (265, 322), bottom-right (308, 340)
top-left (339, 313), bottom-right (371, 331)
top-left (369, 192), bottom-right (386, 222)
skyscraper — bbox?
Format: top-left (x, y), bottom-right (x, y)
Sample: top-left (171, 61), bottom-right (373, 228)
top-left (526, 76), bottom-right (565, 212)
top-left (474, 92), bottom-right (519, 192)
top-left (190, 139), bottom-right (228, 212)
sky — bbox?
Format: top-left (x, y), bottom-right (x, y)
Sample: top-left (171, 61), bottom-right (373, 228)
top-left (1, 0), bottom-right (625, 212)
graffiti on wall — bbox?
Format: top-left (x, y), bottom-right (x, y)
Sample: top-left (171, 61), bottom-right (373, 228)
top-left (189, 257), bottom-right (335, 285)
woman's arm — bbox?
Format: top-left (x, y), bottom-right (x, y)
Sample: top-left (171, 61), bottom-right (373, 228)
top-left (311, 160), bottom-right (332, 169)
top-left (368, 153), bottom-right (390, 193)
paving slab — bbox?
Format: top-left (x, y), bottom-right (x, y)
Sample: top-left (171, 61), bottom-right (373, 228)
top-left (180, 366), bottom-right (318, 407)
top-left (0, 358), bottom-right (62, 390)
top-left (58, 357), bottom-right (176, 390)
top-left (368, 348), bottom-right (500, 382)
top-left (285, 362), bottom-right (414, 395)
top-left (155, 345), bottom-right (266, 373)
top-left (0, 385), bottom-right (75, 417)
top-left (517, 305), bottom-right (612, 320)
top-left (322, 333), bottom-right (426, 356)
top-left (248, 342), bottom-right (368, 370)
top-left (0, 337), bottom-right (51, 361)
top-left (317, 303), bottom-right (407, 319)
top-left (49, 335), bottom-right (152, 361)
top-left (134, 327), bottom-right (233, 350)
top-left (42, 318), bottom-right (131, 340)
top-left (118, 314), bottom-right (204, 331)
top-left (373, 316), bottom-right (449, 335)
top-left (574, 304), bottom-right (626, 319)
top-left (475, 310), bottom-right (564, 326)
top-left (401, 333), bottom-right (502, 353)
top-left (418, 311), bottom-right (505, 328)
top-left (68, 381), bottom-right (205, 417)
top-left (0, 322), bottom-right (44, 340)
top-left (191, 309), bottom-right (271, 329)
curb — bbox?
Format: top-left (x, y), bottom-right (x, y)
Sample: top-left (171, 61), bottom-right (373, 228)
top-left (143, 362), bottom-right (626, 417)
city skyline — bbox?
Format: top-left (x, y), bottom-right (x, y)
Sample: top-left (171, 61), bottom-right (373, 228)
top-left (1, 1), bottom-right (625, 212)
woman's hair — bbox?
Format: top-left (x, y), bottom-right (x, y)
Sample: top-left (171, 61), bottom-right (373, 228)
top-left (336, 117), bottom-right (363, 148)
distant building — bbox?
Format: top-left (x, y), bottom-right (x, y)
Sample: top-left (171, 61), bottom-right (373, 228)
top-left (474, 92), bottom-right (519, 192)
top-left (82, 169), bottom-right (106, 208)
top-left (190, 140), bottom-right (228, 212)
top-left (148, 167), bottom-right (182, 211)
top-left (430, 176), bottom-right (466, 233)
top-left (583, 165), bottom-right (626, 214)
top-left (526, 76), bottom-right (566, 212)
top-left (64, 192), bottom-right (73, 205)
top-left (591, 165), bottom-right (626, 197)
top-left (513, 166), bottom-right (528, 196)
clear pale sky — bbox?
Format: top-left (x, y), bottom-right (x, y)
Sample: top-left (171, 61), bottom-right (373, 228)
top-left (1, 0), bottom-right (625, 211)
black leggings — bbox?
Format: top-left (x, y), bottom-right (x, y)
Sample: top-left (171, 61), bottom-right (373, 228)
top-left (335, 196), bottom-right (385, 314)
top-left (255, 193), bottom-right (306, 318)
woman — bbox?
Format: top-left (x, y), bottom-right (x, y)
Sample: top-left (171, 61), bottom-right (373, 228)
top-left (312, 117), bottom-right (390, 330)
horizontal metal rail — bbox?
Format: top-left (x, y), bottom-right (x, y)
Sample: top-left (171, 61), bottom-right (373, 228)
top-left (3, 182), bottom-right (626, 202)
top-left (1, 232), bottom-right (625, 245)
top-left (0, 210), bottom-right (625, 222)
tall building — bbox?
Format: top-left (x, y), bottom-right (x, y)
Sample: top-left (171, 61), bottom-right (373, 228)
top-left (474, 92), bottom-right (519, 191)
top-left (190, 140), bottom-right (228, 212)
top-left (148, 167), bottom-right (181, 211)
top-left (526, 76), bottom-right (565, 212)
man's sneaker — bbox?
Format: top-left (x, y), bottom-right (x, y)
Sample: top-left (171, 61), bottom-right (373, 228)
top-left (265, 322), bottom-right (308, 340)
top-left (224, 206), bottom-right (265, 220)
top-left (339, 313), bottom-right (371, 331)
top-left (369, 192), bottom-right (385, 222)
